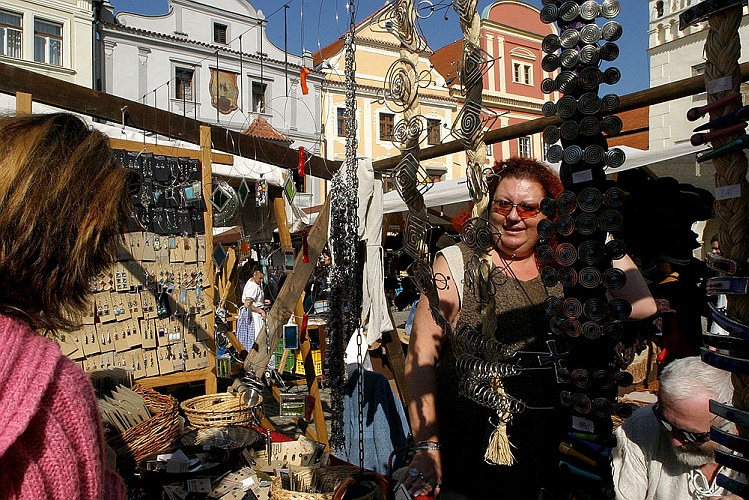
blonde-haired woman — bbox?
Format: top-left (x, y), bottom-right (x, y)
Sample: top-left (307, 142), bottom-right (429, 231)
top-left (0, 113), bottom-right (132, 498)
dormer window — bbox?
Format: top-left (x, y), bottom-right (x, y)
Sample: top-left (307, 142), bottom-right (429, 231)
top-left (213, 23), bottom-right (227, 44)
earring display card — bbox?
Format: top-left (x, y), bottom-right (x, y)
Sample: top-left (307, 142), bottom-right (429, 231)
top-left (142, 232), bottom-right (157, 261)
top-left (144, 349), bottom-right (160, 378)
top-left (97, 323), bottom-right (115, 354)
top-left (114, 323), bottom-right (130, 353)
top-left (141, 319), bottom-right (157, 349)
top-left (96, 292), bottom-right (116, 324)
top-left (57, 330), bottom-right (80, 358)
top-left (197, 235), bottom-right (206, 262)
top-left (127, 318), bottom-right (143, 349)
top-left (157, 346), bottom-right (175, 375)
top-left (82, 324), bottom-right (101, 357)
top-left (183, 236), bottom-right (197, 263)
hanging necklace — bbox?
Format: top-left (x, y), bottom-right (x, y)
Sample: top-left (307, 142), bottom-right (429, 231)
top-left (496, 249), bottom-right (537, 305)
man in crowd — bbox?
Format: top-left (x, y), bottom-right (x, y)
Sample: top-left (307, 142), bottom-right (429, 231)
top-left (612, 356), bottom-right (739, 499)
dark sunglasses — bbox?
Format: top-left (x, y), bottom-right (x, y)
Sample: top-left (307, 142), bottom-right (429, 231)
top-left (492, 199), bottom-right (541, 219)
top-left (652, 402), bottom-right (711, 444)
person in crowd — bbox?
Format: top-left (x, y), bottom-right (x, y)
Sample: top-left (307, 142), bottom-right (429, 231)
top-left (0, 113), bottom-right (130, 498)
top-left (706, 234), bottom-right (729, 336)
top-left (304, 250), bottom-right (332, 314)
top-left (238, 267), bottom-right (267, 349)
top-left (612, 356), bottom-right (740, 499)
top-left (402, 157), bottom-right (657, 499)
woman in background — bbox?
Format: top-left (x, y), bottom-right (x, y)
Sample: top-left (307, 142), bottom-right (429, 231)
top-left (0, 113), bottom-right (131, 499)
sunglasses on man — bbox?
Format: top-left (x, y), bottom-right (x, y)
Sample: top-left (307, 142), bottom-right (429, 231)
top-left (652, 402), bottom-right (711, 444)
top-left (492, 199), bottom-right (541, 219)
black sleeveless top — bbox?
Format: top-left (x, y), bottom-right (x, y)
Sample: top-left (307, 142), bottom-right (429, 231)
top-left (435, 244), bottom-right (565, 498)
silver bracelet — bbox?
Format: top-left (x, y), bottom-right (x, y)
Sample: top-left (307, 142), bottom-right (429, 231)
top-left (415, 441), bottom-right (441, 451)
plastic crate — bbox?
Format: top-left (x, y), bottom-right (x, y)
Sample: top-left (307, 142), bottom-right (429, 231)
top-left (295, 349), bottom-right (322, 376)
top-left (272, 341), bottom-right (295, 373)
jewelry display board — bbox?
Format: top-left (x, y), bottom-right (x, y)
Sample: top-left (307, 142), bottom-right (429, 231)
top-left (55, 147), bottom-right (216, 390)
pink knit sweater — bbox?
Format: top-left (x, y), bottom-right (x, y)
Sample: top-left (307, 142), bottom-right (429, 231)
top-left (0, 314), bottom-right (125, 499)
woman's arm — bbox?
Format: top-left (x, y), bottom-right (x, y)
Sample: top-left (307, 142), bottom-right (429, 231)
top-left (403, 255), bottom-right (460, 497)
top-left (610, 253), bottom-right (657, 321)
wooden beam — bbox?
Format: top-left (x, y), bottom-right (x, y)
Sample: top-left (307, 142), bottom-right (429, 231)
top-left (369, 61), bottom-right (749, 172)
top-left (200, 125), bottom-right (218, 394)
top-left (108, 137), bottom-right (234, 165)
top-left (297, 302), bottom-right (329, 449)
top-left (273, 197), bottom-right (293, 250)
top-left (0, 62), bottom-right (337, 175)
top-left (138, 367), bottom-right (214, 388)
top-left (245, 199), bottom-right (330, 378)
top-left (15, 92), bottom-right (31, 114)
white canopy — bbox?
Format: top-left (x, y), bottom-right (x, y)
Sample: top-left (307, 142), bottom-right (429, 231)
top-left (383, 143), bottom-right (709, 214)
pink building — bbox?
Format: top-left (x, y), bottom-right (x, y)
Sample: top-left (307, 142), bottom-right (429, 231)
top-left (431, 1), bottom-right (558, 162)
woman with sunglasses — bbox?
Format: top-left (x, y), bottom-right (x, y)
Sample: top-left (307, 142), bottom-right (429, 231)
top-left (402, 157), bottom-right (656, 499)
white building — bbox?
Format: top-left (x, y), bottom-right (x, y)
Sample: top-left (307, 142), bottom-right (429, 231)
top-left (0, 0), bottom-right (94, 87)
top-left (99, 0), bottom-right (323, 156)
top-left (648, 0), bottom-right (749, 149)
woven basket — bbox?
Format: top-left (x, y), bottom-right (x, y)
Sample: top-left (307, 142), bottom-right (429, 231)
top-left (270, 466), bottom-right (360, 500)
top-left (107, 384), bottom-right (181, 473)
top-left (181, 425), bottom-right (263, 450)
top-left (181, 392), bottom-right (261, 428)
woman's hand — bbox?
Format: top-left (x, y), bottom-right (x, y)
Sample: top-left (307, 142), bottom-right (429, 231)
top-left (401, 449), bottom-right (442, 497)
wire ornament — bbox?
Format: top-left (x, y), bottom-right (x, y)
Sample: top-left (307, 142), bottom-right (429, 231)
top-left (403, 211), bottom-right (432, 259)
top-left (451, 101), bottom-right (499, 149)
top-left (459, 42), bottom-right (496, 95)
top-left (392, 115), bottom-right (430, 150)
top-left (392, 153), bottom-right (433, 211)
top-left (372, 0), bottom-right (429, 54)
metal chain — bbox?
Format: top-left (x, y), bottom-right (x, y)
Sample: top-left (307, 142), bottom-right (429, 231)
top-left (328, 0), bottom-right (362, 455)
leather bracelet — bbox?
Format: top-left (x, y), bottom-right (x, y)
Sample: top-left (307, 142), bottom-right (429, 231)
top-left (415, 441), bottom-right (441, 451)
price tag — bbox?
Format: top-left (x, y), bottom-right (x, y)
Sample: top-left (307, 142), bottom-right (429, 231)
top-left (715, 184), bottom-right (742, 201)
top-left (572, 415), bottom-right (595, 433)
top-left (707, 76), bottom-right (733, 94)
top-left (187, 478), bottom-right (212, 493)
top-left (572, 169), bottom-right (594, 184)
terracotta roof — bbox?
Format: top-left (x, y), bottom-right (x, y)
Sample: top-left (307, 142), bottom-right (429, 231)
top-left (430, 39), bottom-right (462, 88)
top-left (242, 116), bottom-right (292, 144)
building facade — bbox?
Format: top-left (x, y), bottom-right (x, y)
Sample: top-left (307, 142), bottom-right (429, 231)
top-left (648, 0), bottom-right (749, 149)
top-left (313, 3), bottom-right (462, 185)
top-left (431, 1), bottom-right (558, 163)
top-left (0, 0), bottom-right (94, 87)
top-left (99, 0), bottom-right (323, 157)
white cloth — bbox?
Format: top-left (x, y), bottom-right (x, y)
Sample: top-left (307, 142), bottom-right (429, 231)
top-left (242, 279), bottom-right (265, 336)
top-left (356, 158), bottom-right (393, 344)
top-left (612, 405), bottom-right (735, 499)
top-left (436, 245), bottom-right (464, 307)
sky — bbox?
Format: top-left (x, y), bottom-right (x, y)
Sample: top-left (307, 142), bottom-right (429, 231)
top-left (108, 0), bottom-right (650, 96)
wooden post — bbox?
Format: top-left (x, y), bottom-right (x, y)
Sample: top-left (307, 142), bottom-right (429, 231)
top-left (200, 124), bottom-right (218, 394)
top-left (296, 293), bottom-right (329, 449)
top-left (245, 200), bottom-right (330, 377)
top-left (380, 214), bottom-right (410, 410)
top-left (15, 92), bottom-right (31, 114)
top-left (269, 190), bottom-right (329, 448)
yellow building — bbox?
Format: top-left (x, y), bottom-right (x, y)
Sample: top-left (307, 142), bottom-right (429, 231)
top-left (312, 4), bottom-right (463, 193)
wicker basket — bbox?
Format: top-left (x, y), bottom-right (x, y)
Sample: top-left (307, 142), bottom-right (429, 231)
top-left (181, 392), bottom-right (261, 428)
top-left (270, 465), bottom-right (360, 500)
top-left (107, 384), bottom-right (181, 473)
top-left (180, 425), bottom-right (263, 450)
